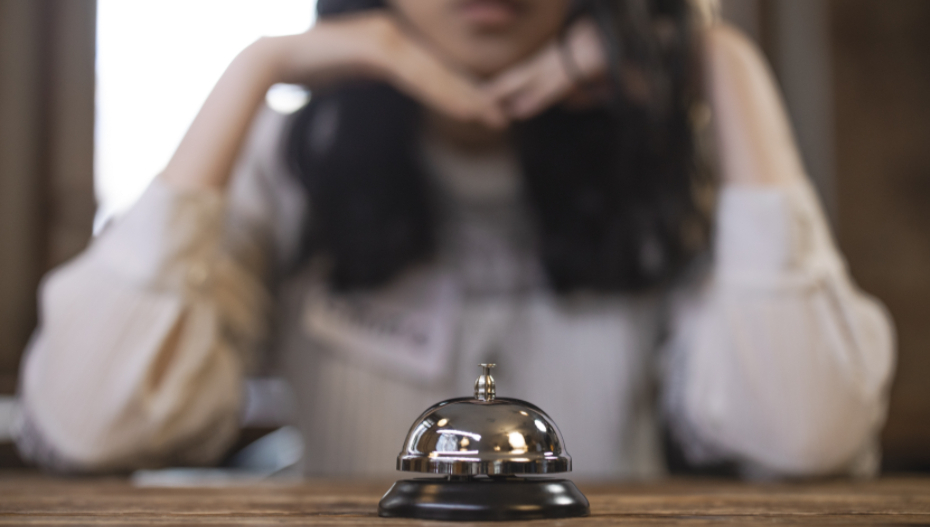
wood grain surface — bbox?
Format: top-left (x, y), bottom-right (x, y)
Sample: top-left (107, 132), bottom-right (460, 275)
top-left (1, 473), bottom-right (929, 525)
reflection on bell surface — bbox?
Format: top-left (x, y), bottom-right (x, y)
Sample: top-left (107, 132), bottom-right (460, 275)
top-left (378, 363), bottom-right (590, 521)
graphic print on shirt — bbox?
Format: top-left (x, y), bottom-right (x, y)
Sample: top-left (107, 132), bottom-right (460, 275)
top-left (302, 266), bottom-right (460, 384)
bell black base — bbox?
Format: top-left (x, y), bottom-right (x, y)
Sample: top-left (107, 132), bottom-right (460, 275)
top-left (378, 476), bottom-right (590, 522)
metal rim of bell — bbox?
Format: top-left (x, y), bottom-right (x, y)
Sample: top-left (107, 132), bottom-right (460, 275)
top-left (398, 455), bottom-right (571, 475)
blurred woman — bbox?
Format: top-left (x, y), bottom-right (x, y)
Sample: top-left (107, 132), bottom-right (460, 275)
top-left (15, 0), bottom-right (894, 479)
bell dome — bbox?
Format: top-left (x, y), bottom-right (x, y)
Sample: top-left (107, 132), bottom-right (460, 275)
top-left (397, 364), bottom-right (571, 475)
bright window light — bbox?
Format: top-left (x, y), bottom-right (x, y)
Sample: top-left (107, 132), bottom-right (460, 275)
top-left (95, 0), bottom-right (316, 228)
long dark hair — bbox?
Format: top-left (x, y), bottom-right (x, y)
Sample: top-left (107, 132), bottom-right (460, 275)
top-left (289, 0), bottom-right (711, 293)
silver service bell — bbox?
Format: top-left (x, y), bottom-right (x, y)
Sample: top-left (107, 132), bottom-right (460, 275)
top-left (398, 363), bottom-right (571, 475)
top-left (378, 364), bottom-right (590, 521)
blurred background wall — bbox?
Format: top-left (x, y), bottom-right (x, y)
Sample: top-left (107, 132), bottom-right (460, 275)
top-left (0, 0), bottom-right (96, 466)
top-left (0, 0), bottom-right (928, 471)
top-left (831, 0), bottom-right (930, 471)
top-left (0, 0), bottom-right (96, 393)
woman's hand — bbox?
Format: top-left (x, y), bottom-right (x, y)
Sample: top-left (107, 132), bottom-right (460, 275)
top-left (485, 18), bottom-right (607, 120)
top-left (272, 13), bottom-right (506, 128)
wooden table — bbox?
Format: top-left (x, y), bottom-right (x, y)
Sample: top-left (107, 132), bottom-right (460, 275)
top-left (1, 473), bottom-right (929, 525)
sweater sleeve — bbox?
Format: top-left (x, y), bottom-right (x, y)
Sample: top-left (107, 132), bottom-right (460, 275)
top-left (15, 107), bottom-right (303, 473)
top-left (663, 180), bottom-right (896, 478)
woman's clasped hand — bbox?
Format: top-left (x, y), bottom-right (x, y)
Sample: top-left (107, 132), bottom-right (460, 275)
top-left (264, 12), bottom-right (606, 129)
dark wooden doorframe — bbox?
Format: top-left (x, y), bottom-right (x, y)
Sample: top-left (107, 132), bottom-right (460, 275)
top-left (0, 0), bottom-right (97, 395)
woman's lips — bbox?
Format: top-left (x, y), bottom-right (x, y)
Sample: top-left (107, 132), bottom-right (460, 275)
top-left (456, 0), bottom-right (524, 29)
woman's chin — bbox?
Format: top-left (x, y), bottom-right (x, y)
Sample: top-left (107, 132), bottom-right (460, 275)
top-left (448, 48), bottom-right (532, 79)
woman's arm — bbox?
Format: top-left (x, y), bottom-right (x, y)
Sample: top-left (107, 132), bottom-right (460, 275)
top-left (16, 108), bottom-right (294, 472)
top-left (663, 24), bottom-right (895, 478)
top-left (163, 13), bottom-right (505, 191)
top-left (16, 12), bottom-right (503, 472)
top-left (704, 25), bottom-right (805, 187)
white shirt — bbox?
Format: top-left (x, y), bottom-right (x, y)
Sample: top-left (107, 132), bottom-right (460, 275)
top-left (15, 107), bottom-right (895, 479)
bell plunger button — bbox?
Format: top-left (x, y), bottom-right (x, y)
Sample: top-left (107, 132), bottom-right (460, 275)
top-left (378, 363), bottom-right (590, 521)
top-left (474, 363), bottom-right (496, 401)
